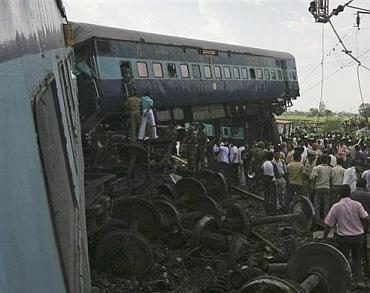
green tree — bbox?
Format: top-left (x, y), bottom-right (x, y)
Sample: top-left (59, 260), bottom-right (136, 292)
top-left (309, 108), bottom-right (319, 116)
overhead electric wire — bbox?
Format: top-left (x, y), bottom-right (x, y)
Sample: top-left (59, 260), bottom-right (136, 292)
top-left (299, 26), bottom-right (355, 85)
top-left (300, 61), bottom-right (355, 95)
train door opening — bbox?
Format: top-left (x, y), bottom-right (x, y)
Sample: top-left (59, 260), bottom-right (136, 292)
top-left (120, 61), bottom-right (134, 98)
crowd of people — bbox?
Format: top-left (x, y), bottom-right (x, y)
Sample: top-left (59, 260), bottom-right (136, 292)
top-left (211, 134), bottom-right (370, 288)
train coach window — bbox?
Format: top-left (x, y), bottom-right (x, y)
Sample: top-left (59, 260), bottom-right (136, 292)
top-left (233, 67), bottom-right (240, 79)
top-left (256, 69), bottom-right (263, 80)
top-left (241, 67), bottom-right (248, 79)
top-left (264, 69), bottom-right (271, 80)
top-left (214, 66), bottom-right (222, 79)
top-left (180, 64), bottom-right (190, 78)
top-left (204, 65), bottom-right (212, 79)
top-left (292, 70), bottom-right (297, 81)
top-left (271, 69), bottom-right (277, 80)
top-left (153, 63), bottom-right (163, 78)
top-left (224, 66), bottom-right (231, 79)
top-left (167, 63), bottom-right (177, 78)
top-left (192, 65), bottom-right (201, 79)
top-left (250, 68), bottom-right (256, 79)
top-left (137, 62), bottom-right (148, 78)
top-left (277, 69), bottom-right (283, 80)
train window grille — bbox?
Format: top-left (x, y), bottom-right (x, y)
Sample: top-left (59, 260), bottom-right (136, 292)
top-left (224, 66), bottom-right (231, 79)
top-left (153, 63), bottom-right (163, 78)
top-left (250, 68), bottom-right (256, 79)
top-left (204, 65), bottom-right (212, 79)
top-left (137, 62), bottom-right (148, 78)
top-left (277, 69), bottom-right (283, 80)
top-left (180, 64), bottom-right (190, 78)
top-left (167, 63), bottom-right (177, 78)
top-left (192, 65), bottom-right (201, 79)
top-left (256, 69), bottom-right (263, 80)
top-left (271, 69), bottom-right (277, 80)
top-left (233, 67), bottom-right (240, 79)
top-left (264, 69), bottom-right (271, 80)
top-left (241, 67), bottom-right (248, 79)
top-left (214, 66), bottom-right (222, 79)
top-left (292, 70), bottom-right (297, 81)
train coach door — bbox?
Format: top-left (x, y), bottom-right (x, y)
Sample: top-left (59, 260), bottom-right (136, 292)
top-left (281, 60), bottom-right (291, 95)
top-left (120, 61), bottom-right (135, 98)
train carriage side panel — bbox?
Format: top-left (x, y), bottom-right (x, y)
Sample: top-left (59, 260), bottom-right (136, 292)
top-left (0, 1), bottom-right (90, 292)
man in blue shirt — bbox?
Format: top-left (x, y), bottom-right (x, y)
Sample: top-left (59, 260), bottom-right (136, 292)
top-left (138, 92), bottom-right (158, 140)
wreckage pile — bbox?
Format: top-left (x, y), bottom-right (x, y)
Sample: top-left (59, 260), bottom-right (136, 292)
top-left (83, 134), bottom-right (351, 292)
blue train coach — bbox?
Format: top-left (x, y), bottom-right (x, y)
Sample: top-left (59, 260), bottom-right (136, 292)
top-left (72, 22), bottom-right (299, 142)
top-left (0, 1), bottom-right (90, 292)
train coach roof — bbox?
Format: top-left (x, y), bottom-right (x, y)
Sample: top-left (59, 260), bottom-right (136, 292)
top-left (72, 22), bottom-right (294, 60)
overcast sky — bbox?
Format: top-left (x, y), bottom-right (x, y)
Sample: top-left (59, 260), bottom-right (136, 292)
top-left (64, 0), bottom-right (370, 113)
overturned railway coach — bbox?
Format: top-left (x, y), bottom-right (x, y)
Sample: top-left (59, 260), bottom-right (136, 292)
top-left (72, 22), bottom-right (299, 142)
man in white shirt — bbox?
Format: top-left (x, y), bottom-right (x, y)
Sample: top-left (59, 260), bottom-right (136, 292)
top-left (262, 152), bottom-right (277, 215)
top-left (237, 144), bottom-right (246, 186)
top-left (362, 165), bottom-right (370, 191)
top-left (229, 143), bottom-right (239, 185)
top-left (217, 142), bottom-right (230, 181)
top-left (343, 164), bottom-right (357, 192)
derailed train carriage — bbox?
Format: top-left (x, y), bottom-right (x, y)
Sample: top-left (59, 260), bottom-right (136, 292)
top-left (0, 1), bottom-right (90, 292)
top-left (71, 22), bottom-right (299, 143)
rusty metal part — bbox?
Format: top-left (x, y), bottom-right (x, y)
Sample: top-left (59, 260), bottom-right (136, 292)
top-left (86, 204), bottom-right (104, 235)
top-left (240, 243), bottom-right (351, 293)
top-left (174, 177), bottom-right (206, 198)
top-left (181, 195), bottom-right (220, 221)
top-left (112, 196), bottom-right (161, 239)
top-left (229, 267), bottom-right (265, 290)
top-left (118, 143), bottom-right (148, 167)
top-left (156, 183), bottom-right (177, 201)
top-left (231, 185), bottom-right (264, 202)
top-left (193, 215), bottom-right (224, 247)
top-left (223, 203), bottom-right (251, 235)
top-left (97, 218), bottom-right (128, 237)
top-left (224, 197), bottom-right (315, 235)
top-left (287, 242), bottom-right (351, 293)
top-left (195, 170), bottom-right (229, 201)
top-left (204, 272), bottom-right (230, 292)
top-left (95, 230), bottom-right (154, 279)
top-left (153, 199), bottom-right (181, 230)
top-left (239, 275), bottom-right (302, 293)
top-left (251, 231), bottom-right (286, 256)
top-left (252, 196), bottom-right (315, 234)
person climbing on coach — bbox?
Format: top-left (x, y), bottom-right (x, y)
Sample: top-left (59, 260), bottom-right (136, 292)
top-left (138, 92), bottom-right (158, 140)
top-left (324, 184), bottom-right (369, 288)
top-left (126, 89), bottom-right (141, 140)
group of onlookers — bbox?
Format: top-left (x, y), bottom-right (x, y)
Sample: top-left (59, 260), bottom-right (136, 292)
top-left (212, 135), bottom-right (370, 287)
